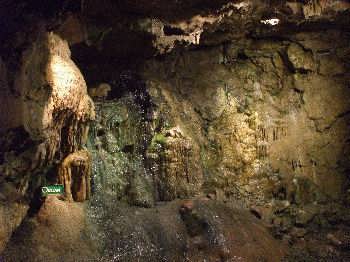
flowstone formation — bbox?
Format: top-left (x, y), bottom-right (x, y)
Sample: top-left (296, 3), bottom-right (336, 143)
top-left (58, 150), bottom-right (92, 202)
top-left (86, 86), bottom-right (203, 207)
top-left (87, 97), bottom-right (153, 206)
top-left (86, 199), bottom-right (287, 262)
top-left (147, 126), bottom-right (202, 201)
top-left (18, 32), bottom-right (95, 162)
top-left (0, 32), bottom-right (94, 251)
top-left (142, 30), bottom-right (350, 232)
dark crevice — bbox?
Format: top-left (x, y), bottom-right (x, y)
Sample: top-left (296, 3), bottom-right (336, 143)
top-left (26, 187), bottom-right (45, 217)
top-left (0, 127), bottom-right (35, 165)
top-left (250, 209), bottom-right (262, 219)
top-left (163, 25), bottom-right (185, 36)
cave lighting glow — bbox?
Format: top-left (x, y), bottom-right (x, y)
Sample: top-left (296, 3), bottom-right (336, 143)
top-left (260, 18), bottom-right (280, 26)
top-left (50, 55), bottom-right (77, 99)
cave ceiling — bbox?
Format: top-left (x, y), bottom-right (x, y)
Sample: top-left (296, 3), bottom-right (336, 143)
top-left (0, 1), bottom-right (349, 82)
top-left (2, 1), bottom-right (350, 48)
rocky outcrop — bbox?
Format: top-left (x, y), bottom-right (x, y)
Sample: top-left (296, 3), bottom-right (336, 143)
top-left (77, 0), bottom-right (350, 56)
top-left (87, 82), bottom-right (111, 99)
top-left (88, 94), bottom-right (203, 206)
top-left (3, 198), bottom-right (287, 261)
top-left (86, 198), bottom-right (286, 261)
top-left (87, 98), bottom-right (154, 206)
top-left (301, 0), bottom-right (350, 18)
top-left (0, 203), bottom-right (28, 253)
top-left (287, 43), bottom-right (315, 72)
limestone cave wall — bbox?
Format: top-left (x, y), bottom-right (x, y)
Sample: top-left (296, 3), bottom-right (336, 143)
top-left (0, 0), bottom-right (350, 260)
top-left (140, 30), bottom-right (350, 227)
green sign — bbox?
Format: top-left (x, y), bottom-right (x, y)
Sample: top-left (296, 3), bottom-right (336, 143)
top-left (41, 185), bottom-right (64, 197)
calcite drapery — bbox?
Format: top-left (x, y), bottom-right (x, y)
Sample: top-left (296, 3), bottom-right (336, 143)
top-left (0, 32), bottom-right (95, 251)
top-left (148, 128), bottom-right (203, 201)
top-left (58, 150), bottom-right (92, 202)
top-left (17, 32), bottom-right (95, 168)
top-left (143, 31), bottom-right (350, 206)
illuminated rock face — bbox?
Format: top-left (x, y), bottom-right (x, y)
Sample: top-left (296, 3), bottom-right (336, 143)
top-left (147, 133), bottom-right (203, 201)
top-left (18, 32), bottom-right (95, 167)
top-left (0, 32), bottom-right (95, 251)
top-left (302, 0), bottom-right (350, 18)
top-left (142, 30), bottom-right (350, 213)
top-left (58, 150), bottom-right (92, 202)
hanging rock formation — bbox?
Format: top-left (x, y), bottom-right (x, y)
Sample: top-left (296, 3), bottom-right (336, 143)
top-left (17, 32), bottom-right (95, 166)
top-left (58, 150), bottom-right (92, 202)
top-left (0, 31), bottom-right (95, 252)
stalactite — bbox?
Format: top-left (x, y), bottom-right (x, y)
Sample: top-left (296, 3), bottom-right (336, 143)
top-left (58, 150), bottom-right (92, 202)
top-left (257, 144), bottom-right (268, 159)
top-left (256, 125), bottom-right (268, 142)
top-left (16, 32), bottom-right (95, 170)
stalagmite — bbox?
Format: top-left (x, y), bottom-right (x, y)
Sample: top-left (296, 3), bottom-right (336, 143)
top-left (58, 150), bottom-right (92, 202)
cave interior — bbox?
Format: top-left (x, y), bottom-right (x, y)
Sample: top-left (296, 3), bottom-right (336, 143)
top-left (0, 0), bottom-right (350, 261)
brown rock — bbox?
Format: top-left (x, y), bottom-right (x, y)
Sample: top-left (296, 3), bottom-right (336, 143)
top-left (0, 203), bottom-right (28, 253)
top-left (3, 196), bottom-right (97, 261)
top-left (57, 14), bottom-right (86, 45)
top-left (318, 54), bottom-right (345, 76)
top-left (295, 206), bottom-right (319, 226)
top-left (16, 32), bottom-right (95, 167)
top-left (58, 150), bottom-right (92, 202)
top-left (290, 227), bottom-right (307, 238)
top-left (287, 43), bottom-right (315, 71)
top-left (88, 83), bottom-right (111, 99)
top-left (327, 233), bottom-right (343, 246)
top-left (149, 135), bottom-right (202, 201)
top-left (180, 200), bottom-right (194, 213)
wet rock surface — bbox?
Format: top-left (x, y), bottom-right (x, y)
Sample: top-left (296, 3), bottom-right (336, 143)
top-left (58, 150), bottom-right (92, 202)
top-left (3, 197), bottom-right (287, 261)
top-left (3, 196), bottom-right (97, 262)
top-left (283, 225), bottom-right (350, 262)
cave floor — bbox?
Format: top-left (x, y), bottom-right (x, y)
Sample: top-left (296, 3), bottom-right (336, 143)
top-left (2, 196), bottom-right (350, 262)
